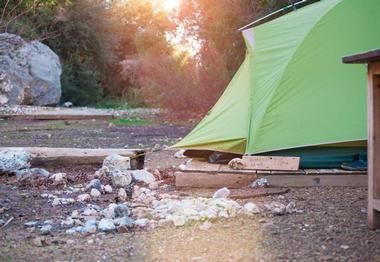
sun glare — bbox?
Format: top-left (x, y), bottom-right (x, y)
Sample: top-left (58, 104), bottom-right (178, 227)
top-left (154, 0), bottom-right (180, 12)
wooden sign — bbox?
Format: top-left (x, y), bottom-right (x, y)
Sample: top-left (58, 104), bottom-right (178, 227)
top-left (242, 155), bottom-right (300, 171)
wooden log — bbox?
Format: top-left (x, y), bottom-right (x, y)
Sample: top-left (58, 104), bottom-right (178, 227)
top-left (0, 108), bottom-right (118, 121)
top-left (242, 155), bottom-right (300, 171)
top-left (0, 147), bottom-right (145, 169)
top-left (176, 171), bottom-right (257, 189)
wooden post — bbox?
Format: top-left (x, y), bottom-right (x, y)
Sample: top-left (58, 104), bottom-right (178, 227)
top-left (343, 49), bottom-right (380, 229)
top-left (368, 62), bottom-right (380, 229)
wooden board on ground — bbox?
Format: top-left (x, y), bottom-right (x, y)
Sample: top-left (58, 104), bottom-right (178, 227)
top-left (185, 160), bottom-right (256, 174)
top-left (176, 171), bottom-right (257, 189)
top-left (242, 155), bottom-right (300, 171)
top-left (0, 112), bottom-right (115, 121)
top-left (0, 147), bottom-right (145, 169)
top-left (178, 188), bottom-right (290, 199)
top-left (176, 168), bottom-right (367, 188)
top-left (257, 174), bottom-right (367, 187)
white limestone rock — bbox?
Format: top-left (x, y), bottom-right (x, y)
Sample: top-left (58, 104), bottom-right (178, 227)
top-left (90, 188), bottom-right (101, 198)
top-left (118, 188), bottom-right (127, 201)
top-left (243, 202), bottom-right (261, 215)
top-left (98, 218), bottom-right (115, 232)
top-left (77, 193), bottom-right (91, 202)
top-left (228, 158), bottom-right (245, 170)
top-left (0, 149), bottom-right (31, 174)
top-left (212, 187), bottom-right (230, 199)
top-left (112, 171), bottom-right (132, 187)
top-left (104, 184), bottom-right (113, 194)
top-left (131, 170), bottom-right (155, 184)
top-left (103, 154), bottom-right (131, 173)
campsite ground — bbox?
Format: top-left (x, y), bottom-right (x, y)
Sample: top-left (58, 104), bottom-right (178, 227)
top-left (0, 111), bottom-right (379, 262)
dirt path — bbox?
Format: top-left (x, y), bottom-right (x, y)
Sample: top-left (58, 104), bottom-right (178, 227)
top-left (0, 115), bottom-right (379, 261)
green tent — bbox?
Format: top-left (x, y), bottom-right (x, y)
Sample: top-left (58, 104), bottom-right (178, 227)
top-left (174, 0), bottom-right (380, 168)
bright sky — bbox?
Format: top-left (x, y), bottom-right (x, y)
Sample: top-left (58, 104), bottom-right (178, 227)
top-left (152, 0), bottom-right (201, 56)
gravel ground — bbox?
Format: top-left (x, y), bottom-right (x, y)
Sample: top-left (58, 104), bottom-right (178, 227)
top-left (0, 112), bottom-right (379, 262)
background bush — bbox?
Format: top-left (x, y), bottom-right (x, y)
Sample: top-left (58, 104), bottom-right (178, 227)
top-left (0, 0), bottom-right (288, 115)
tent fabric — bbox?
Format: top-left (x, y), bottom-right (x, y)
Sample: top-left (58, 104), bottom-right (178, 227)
top-left (174, 0), bottom-right (380, 159)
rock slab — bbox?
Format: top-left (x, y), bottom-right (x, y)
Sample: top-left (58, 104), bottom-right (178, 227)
top-left (0, 33), bottom-right (61, 106)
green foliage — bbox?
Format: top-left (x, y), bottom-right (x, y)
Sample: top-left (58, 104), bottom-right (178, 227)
top-left (95, 100), bottom-right (130, 110)
top-left (0, 0), bottom-right (288, 114)
top-left (61, 62), bottom-right (103, 106)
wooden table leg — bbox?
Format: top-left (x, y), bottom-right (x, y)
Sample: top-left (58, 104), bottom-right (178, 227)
top-left (368, 63), bottom-right (380, 229)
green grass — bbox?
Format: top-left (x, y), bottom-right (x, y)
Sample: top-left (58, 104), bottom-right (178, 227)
top-left (110, 118), bottom-right (153, 126)
top-left (94, 100), bottom-right (131, 110)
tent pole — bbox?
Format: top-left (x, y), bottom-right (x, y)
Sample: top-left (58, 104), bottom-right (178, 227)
top-left (238, 0), bottom-right (320, 31)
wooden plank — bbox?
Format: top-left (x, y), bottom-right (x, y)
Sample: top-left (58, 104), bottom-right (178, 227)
top-left (218, 165), bottom-right (256, 174)
top-left (373, 199), bottom-right (380, 212)
top-left (0, 113), bottom-right (114, 121)
top-left (368, 62), bottom-right (380, 229)
top-left (258, 174), bottom-right (367, 187)
top-left (242, 155), bottom-right (300, 171)
top-left (176, 172), bottom-right (257, 188)
top-left (270, 170), bottom-right (305, 175)
top-left (342, 48), bottom-right (380, 64)
top-left (185, 161), bottom-right (221, 172)
top-left (183, 161), bottom-right (256, 175)
top-left (0, 147), bottom-right (145, 169)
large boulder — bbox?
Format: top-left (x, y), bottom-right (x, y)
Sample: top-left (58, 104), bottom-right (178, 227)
top-left (0, 33), bottom-right (61, 106)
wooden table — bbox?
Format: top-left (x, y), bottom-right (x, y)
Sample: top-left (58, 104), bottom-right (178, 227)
top-left (343, 48), bottom-right (380, 229)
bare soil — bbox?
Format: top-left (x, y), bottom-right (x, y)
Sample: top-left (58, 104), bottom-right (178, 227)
top-left (0, 114), bottom-right (379, 262)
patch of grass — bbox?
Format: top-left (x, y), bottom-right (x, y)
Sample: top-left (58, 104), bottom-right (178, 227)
top-left (95, 100), bottom-right (131, 110)
top-left (110, 118), bottom-right (153, 126)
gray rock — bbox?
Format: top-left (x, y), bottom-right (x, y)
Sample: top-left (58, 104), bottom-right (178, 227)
top-left (251, 178), bottom-right (270, 188)
top-left (212, 187), bottom-right (230, 199)
top-left (0, 33), bottom-right (61, 106)
top-left (174, 150), bottom-right (186, 159)
top-left (83, 219), bottom-right (97, 233)
top-left (265, 202), bottom-right (286, 215)
top-left (243, 202), bottom-right (261, 214)
top-left (114, 216), bottom-right (134, 228)
top-left (285, 201), bottom-right (297, 214)
top-left (24, 221), bottom-right (39, 227)
top-left (98, 218), bottom-right (115, 232)
top-left (134, 218), bottom-right (149, 227)
top-left (16, 168), bottom-right (49, 183)
top-left (115, 216), bottom-right (134, 233)
top-left (77, 193), bottom-right (90, 202)
top-left (112, 171), bottom-right (132, 187)
top-left (49, 172), bottom-right (66, 183)
top-left (132, 170), bottom-right (155, 184)
top-left (228, 158), bottom-right (245, 170)
top-left (86, 179), bottom-right (102, 192)
top-left (118, 188), bottom-right (127, 201)
top-left (101, 203), bottom-right (118, 219)
top-left (65, 226), bottom-right (83, 235)
top-left (39, 224), bottom-right (52, 235)
top-left (63, 101), bottom-right (73, 108)
top-left (0, 149), bottom-right (31, 174)
top-left (104, 185), bottom-right (113, 194)
top-left (90, 188), bottom-right (101, 198)
top-left (103, 154), bottom-right (131, 173)
top-left (114, 204), bottom-right (130, 218)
